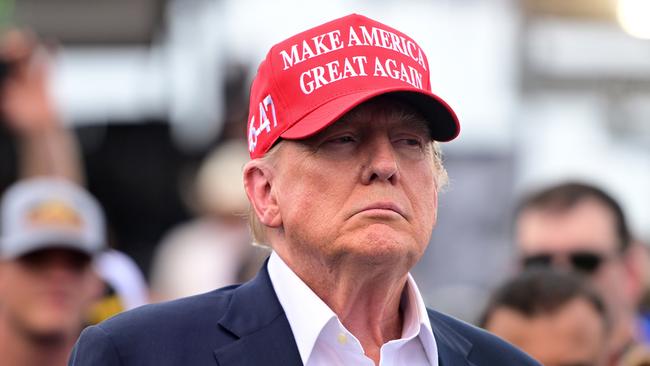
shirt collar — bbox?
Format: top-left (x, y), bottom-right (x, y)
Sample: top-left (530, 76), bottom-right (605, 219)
top-left (267, 251), bottom-right (437, 365)
top-left (403, 270), bottom-right (438, 365)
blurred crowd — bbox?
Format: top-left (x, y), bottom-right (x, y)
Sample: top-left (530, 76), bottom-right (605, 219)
top-left (0, 26), bottom-right (649, 366)
top-left (0, 30), bottom-right (265, 365)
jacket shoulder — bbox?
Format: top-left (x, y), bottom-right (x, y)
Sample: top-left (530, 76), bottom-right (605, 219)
top-left (69, 286), bottom-right (240, 365)
top-left (99, 285), bottom-right (238, 335)
top-left (427, 309), bottom-right (541, 366)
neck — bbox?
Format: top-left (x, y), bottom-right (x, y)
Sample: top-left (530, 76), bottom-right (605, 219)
top-left (0, 314), bottom-right (75, 366)
top-left (277, 249), bottom-right (410, 364)
top-left (329, 275), bottom-right (406, 364)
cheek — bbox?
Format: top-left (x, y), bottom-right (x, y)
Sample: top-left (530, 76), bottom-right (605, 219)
top-left (0, 267), bottom-right (30, 298)
top-left (0, 272), bottom-right (41, 317)
top-left (409, 170), bottom-right (439, 226)
top-left (425, 186), bottom-right (438, 223)
top-left (596, 263), bottom-right (623, 284)
top-left (280, 164), bottom-right (350, 220)
top-left (80, 272), bottom-right (103, 304)
top-left (606, 264), bottom-right (633, 297)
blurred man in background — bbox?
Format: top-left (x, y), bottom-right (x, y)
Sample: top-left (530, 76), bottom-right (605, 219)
top-left (0, 178), bottom-right (104, 366)
top-left (515, 182), bottom-right (649, 365)
top-left (481, 268), bottom-right (609, 366)
top-left (0, 27), bottom-right (148, 340)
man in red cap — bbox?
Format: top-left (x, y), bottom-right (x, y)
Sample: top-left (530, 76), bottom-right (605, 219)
top-left (70, 14), bottom-right (540, 366)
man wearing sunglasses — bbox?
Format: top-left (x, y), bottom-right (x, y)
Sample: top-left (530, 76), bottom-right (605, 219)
top-left (515, 182), bottom-right (648, 365)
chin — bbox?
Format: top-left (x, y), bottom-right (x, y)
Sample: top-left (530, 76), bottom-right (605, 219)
top-left (347, 225), bottom-right (421, 267)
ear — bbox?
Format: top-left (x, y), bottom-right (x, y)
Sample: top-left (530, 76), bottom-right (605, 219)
top-left (623, 242), bottom-right (647, 304)
top-left (243, 160), bottom-right (282, 228)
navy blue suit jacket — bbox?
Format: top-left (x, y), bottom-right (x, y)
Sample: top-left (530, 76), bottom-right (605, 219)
top-left (69, 265), bottom-right (540, 365)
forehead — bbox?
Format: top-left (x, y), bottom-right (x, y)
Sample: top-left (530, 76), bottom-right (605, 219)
top-left (322, 97), bottom-right (431, 135)
top-left (516, 199), bottom-right (619, 253)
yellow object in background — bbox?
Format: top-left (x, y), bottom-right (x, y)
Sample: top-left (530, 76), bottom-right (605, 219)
top-left (87, 293), bottom-right (125, 325)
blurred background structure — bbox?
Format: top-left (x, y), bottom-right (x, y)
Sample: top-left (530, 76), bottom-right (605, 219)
top-left (0, 0), bottom-right (648, 322)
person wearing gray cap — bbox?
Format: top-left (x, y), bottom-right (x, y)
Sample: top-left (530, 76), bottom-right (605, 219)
top-left (0, 177), bottom-right (105, 366)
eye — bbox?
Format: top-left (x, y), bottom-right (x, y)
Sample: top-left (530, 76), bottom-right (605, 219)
top-left (395, 137), bottom-right (424, 148)
top-left (403, 138), bottom-right (422, 146)
top-left (327, 135), bottom-right (356, 144)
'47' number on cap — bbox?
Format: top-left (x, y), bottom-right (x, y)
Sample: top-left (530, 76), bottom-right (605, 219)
top-left (248, 94), bottom-right (278, 153)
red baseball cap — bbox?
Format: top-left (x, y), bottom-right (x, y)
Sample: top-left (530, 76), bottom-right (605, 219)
top-left (247, 13), bottom-right (460, 159)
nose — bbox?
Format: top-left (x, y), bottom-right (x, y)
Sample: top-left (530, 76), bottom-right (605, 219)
top-left (551, 254), bottom-right (572, 270)
top-left (42, 262), bottom-right (77, 286)
top-left (361, 136), bottom-right (399, 184)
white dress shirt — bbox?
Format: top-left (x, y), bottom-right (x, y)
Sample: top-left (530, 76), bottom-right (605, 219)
top-left (267, 252), bottom-right (439, 366)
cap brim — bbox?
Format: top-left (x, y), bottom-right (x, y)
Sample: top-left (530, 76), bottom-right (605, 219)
top-left (281, 87), bottom-right (460, 141)
top-left (0, 232), bottom-right (99, 260)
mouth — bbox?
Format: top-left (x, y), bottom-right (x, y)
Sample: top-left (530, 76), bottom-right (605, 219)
top-left (356, 202), bottom-right (406, 219)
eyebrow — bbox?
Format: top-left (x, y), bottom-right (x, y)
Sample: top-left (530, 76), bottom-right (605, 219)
top-left (339, 109), bottom-right (432, 135)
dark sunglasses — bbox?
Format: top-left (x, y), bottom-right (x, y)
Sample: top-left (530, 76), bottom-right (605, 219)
top-left (521, 251), bottom-right (611, 274)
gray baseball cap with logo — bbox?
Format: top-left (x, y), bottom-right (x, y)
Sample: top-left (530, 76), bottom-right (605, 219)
top-left (0, 178), bottom-right (106, 259)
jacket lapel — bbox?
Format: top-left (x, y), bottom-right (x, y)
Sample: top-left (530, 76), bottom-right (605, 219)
top-left (428, 310), bottom-right (478, 366)
top-left (213, 264), bottom-right (302, 366)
